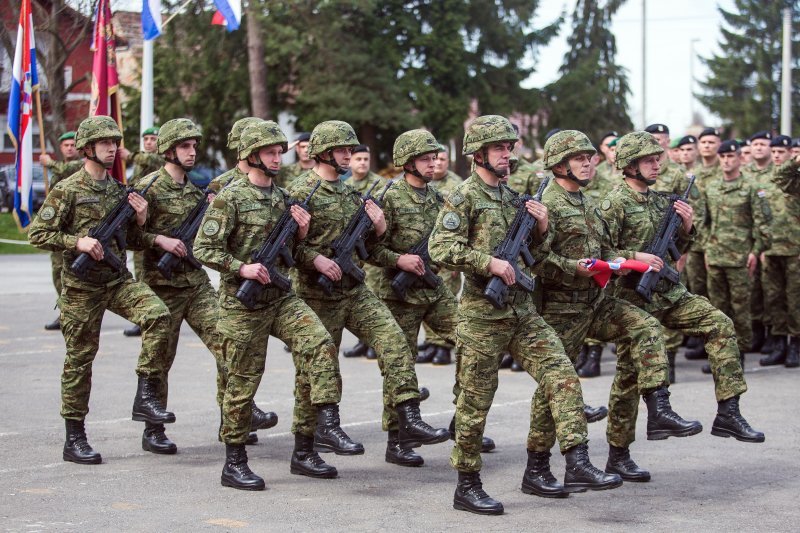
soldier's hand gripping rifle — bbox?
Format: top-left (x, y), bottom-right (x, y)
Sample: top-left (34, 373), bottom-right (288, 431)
top-left (317, 181), bottom-right (392, 296)
top-left (235, 181), bottom-right (321, 310)
top-left (635, 175), bottom-right (696, 303)
top-left (156, 187), bottom-right (212, 280)
top-left (483, 176), bottom-right (550, 310)
top-left (70, 174), bottom-right (159, 281)
top-left (390, 231), bottom-right (441, 301)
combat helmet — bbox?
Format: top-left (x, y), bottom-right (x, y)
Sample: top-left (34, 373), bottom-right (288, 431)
top-left (227, 117), bottom-right (263, 151)
top-left (393, 129), bottom-right (443, 167)
top-left (157, 118), bottom-right (202, 154)
top-left (462, 115), bottom-right (518, 155)
top-left (238, 121), bottom-right (288, 160)
top-left (307, 120), bottom-right (359, 157)
top-left (542, 130), bottom-right (596, 169)
top-left (75, 116), bottom-right (122, 149)
top-left (615, 131), bottom-right (664, 170)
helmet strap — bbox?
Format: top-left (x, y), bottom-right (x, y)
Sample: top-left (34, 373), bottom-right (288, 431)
top-left (248, 153), bottom-right (278, 177)
top-left (165, 146), bottom-right (194, 173)
top-left (566, 168), bottom-right (590, 187)
top-left (475, 148), bottom-right (508, 178)
top-left (628, 161), bottom-right (656, 186)
top-left (403, 161), bottom-right (431, 182)
top-left (85, 142), bottom-right (113, 169)
top-left (317, 150), bottom-right (347, 175)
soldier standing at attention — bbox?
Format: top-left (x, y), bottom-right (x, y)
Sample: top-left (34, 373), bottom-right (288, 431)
top-left (208, 117), bottom-right (264, 193)
top-left (275, 131), bottom-right (314, 188)
top-left (194, 121), bottom-right (359, 491)
top-left (701, 140), bottom-right (772, 375)
top-left (740, 140), bottom-right (753, 165)
top-left (288, 120), bottom-right (449, 462)
top-left (40, 131), bottom-right (84, 331)
top-left (603, 131), bottom-right (764, 444)
top-left (28, 116), bottom-right (175, 465)
top-left (429, 116), bottom-right (621, 516)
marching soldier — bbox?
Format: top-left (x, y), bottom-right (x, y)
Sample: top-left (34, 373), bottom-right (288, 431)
top-left (209, 117), bottom-right (265, 193)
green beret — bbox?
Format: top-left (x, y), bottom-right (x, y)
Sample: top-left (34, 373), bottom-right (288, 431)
top-left (58, 132), bottom-right (76, 142)
top-left (608, 138), bottom-right (618, 148)
top-left (669, 138), bottom-right (681, 149)
top-left (142, 126), bottom-right (159, 136)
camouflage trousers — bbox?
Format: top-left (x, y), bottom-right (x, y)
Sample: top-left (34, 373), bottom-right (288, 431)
top-left (536, 293), bottom-right (669, 450)
top-left (217, 293), bottom-right (341, 444)
top-left (383, 287), bottom-right (458, 429)
top-left (762, 255), bottom-right (800, 336)
top-left (149, 281), bottom-right (225, 408)
top-left (58, 277), bottom-right (171, 420)
top-left (132, 251), bottom-right (144, 281)
top-left (51, 252), bottom-right (63, 297)
top-left (706, 265), bottom-right (752, 353)
top-left (423, 270), bottom-right (461, 349)
top-left (452, 311), bottom-right (587, 473)
top-left (663, 328), bottom-right (683, 351)
top-left (751, 265), bottom-right (765, 324)
top-left (685, 250), bottom-right (708, 297)
top-left (303, 284), bottom-right (421, 432)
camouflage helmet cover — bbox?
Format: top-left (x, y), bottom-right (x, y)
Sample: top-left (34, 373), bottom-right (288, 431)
top-left (227, 117), bottom-right (263, 151)
top-left (462, 115), bottom-right (519, 155)
top-left (393, 129), bottom-right (444, 167)
top-left (542, 130), bottom-right (596, 169)
top-left (238, 120), bottom-right (288, 160)
top-left (75, 116), bottom-right (122, 149)
top-left (157, 118), bottom-right (202, 154)
top-left (615, 131), bottom-right (665, 170)
top-left (308, 120), bottom-right (359, 157)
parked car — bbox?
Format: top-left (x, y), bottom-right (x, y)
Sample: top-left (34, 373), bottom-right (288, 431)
top-left (0, 163), bottom-right (47, 213)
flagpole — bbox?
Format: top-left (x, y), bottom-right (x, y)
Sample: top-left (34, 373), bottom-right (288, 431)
top-left (33, 87), bottom-right (49, 194)
top-left (162, 0), bottom-right (194, 28)
top-left (113, 93), bottom-right (127, 182)
top-left (140, 38), bottom-right (153, 149)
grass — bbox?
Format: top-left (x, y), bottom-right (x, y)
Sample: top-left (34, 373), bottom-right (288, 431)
top-left (0, 212), bottom-right (46, 254)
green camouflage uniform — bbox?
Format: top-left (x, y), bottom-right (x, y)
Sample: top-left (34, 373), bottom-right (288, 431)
top-left (128, 151), bottom-right (165, 186)
top-left (760, 161), bottom-right (800, 338)
top-left (533, 179), bottom-right (669, 449)
top-left (193, 178), bottom-right (342, 443)
top-left (584, 160), bottom-right (620, 203)
top-left (28, 169), bottom-right (172, 420)
top-left (508, 159), bottom-right (550, 196)
top-left (430, 170), bottom-right (463, 198)
top-left (208, 166), bottom-right (247, 194)
top-left (139, 168), bottom-right (226, 406)
top-left (604, 181), bottom-right (747, 406)
top-left (42, 158), bottom-right (84, 297)
top-left (429, 173), bottom-right (588, 473)
top-left (703, 173), bottom-right (772, 352)
top-left (275, 161), bottom-right (310, 189)
top-left (370, 177), bottom-right (458, 427)
top-left (348, 171), bottom-right (385, 293)
top-left (287, 172), bottom-right (422, 432)
top-left (680, 160), bottom-right (720, 299)
top-left (743, 162), bottom-right (773, 325)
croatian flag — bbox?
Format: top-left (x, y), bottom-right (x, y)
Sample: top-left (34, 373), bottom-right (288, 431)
top-left (585, 258), bottom-right (653, 288)
top-left (212, 0), bottom-right (241, 31)
top-left (142, 0), bottom-right (163, 40)
top-left (6, 0), bottom-right (39, 229)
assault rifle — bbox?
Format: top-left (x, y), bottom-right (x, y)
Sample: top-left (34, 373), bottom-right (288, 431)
top-left (317, 180), bottom-right (392, 296)
top-left (235, 180), bottom-right (321, 309)
top-left (70, 174), bottom-right (159, 281)
top-left (635, 175), bottom-right (696, 302)
top-left (483, 176), bottom-right (550, 309)
top-left (156, 186), bottom-right (211, 280)
top-left (390, 231), bottom-right (441, 301)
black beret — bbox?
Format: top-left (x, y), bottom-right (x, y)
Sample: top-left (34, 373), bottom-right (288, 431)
top-left (544, 128), bottom-right (562, 141)
top-left (698, 127), bottom-right (720, 139)
top-left (352, 144), bottom-right (370, 154)
top-left (676, 135), bottom-right (697, 147)
top-left (296, 132), bottom-right (311, 142)
top-left (718, 140), bottom-right (740, 154)
top-left (644, 123), bottom-right (669, 134)
top-left (770, 135), bottom-right (792, 147)
top-left (598, 131), bottom-right (619, 144)
top-left (793, 138), bottom-right (800, 148)
top-left (748, 130), bottom-right (772, 141)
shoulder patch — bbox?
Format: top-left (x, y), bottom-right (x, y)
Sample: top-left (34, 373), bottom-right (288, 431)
top-left (449, 190), bottom-right (465, 206)
top-left (39, 205), bottom-right (56, 221)
top-left (442, 211), bottom-right (461, 230)
top-left (202, 219), bottom-right (220, 236)
top-left (601, 199), bottom-right (612, 211)
top-left (212, 197), bottom-right (226, 209)
top-left (690, 185), bottom-right (700, 199)
top-left (594, 207), bottom-right (604, 219)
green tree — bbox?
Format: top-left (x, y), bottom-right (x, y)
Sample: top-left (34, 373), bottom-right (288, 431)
top-left (543, 0), bottom-right (632, 145)
top-left (698, 0), bottom-right (800, 137)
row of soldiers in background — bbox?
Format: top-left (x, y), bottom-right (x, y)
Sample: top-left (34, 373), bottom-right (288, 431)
top-left (29, 110), bottom-right (779, 515)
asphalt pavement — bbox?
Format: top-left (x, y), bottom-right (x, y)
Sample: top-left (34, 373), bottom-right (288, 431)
top-left (0, 253), bottom-right (798, 532)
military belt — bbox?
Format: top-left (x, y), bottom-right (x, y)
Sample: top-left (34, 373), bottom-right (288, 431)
top-left (543, 287), bottom-right (601, 304)
top-left (224, 280), bottom-right (286, 304)
top-left (621, 274), bottom-right (674, 294)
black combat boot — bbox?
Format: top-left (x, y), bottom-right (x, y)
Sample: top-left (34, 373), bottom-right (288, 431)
top-left (416, 344), bottom-right (437, 363)
top-left (685, 336), bottom-right (703, 350)
top-left (131, 377), bottom-right (175, 424)
top-left (784, 336), bottom-right (799, 368)
top-left (563, 443), bottom-right (623, 491)
top-left (397, 399), bottom-right (450, 448)
top-left (313, 404), bottom-right (364, 455)
top-left (291, 433), bottom-right (338, 478)
top-left (453, 472), bottom-right (504, 515)
top-left (521, 451), bottom-right (569, 498)
top-left (605, 445), bottom-right (650, 482)
top-left (343, 341), bottom-right (368, 358)
top-left (643, 387), bottom-right (703, 440)
top-left (498, 352), bottom-right (513, 369)
top-left (221, 444), bottom-right (265, 490)
top-left (432, 347), bottom-right (452, 365)
top-left (761, 327), bottom-right (775, 354)
top-left (510, 359), bottom-right (524, 372)
top-left (760, 335), bottom-right (787, 366)
top-left (448, 416), bottom-right (496, 453)
top-left (63, 419), bottom-right (102, 464)
top-left (684, 344), bottom-right (708, 360)
top-left (577, 345), bottom-right (603, 377)
top-left (251, 402), bottom-right (278, 431)
top-left (711, 396), bottom-right (765, 443)
top-left (750, 321), bottom-right (766, 353)
top-left (418, 387), bottom-right (430, 402)
top-left (667, 350), bottom-right (676, 384)
top-left (574, 345), bottom-right (589, 373)
top-left (123, 324), bottom-right (142, 337)
top-left (584, 404), bottom-right (608, 423)
top-left (44, 316), bottom-right (61, 331)
top-left (142, 422), bottom-right (177, 454)
top-left (365, 347), bottom-right (377, 360)
top-left (385, 430), bottom-right (424, 467)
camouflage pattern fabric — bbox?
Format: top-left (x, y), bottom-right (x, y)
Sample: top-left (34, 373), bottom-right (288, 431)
top-left (508, 158), bottom-right (549, 196)
top-left (208, 166), bottom-right (247, 194)
top-left (707, 266), bottom-right (753, 352)
top-left (427, 170), bottom-right (465, 315)
top-left (584, 160), bottom-right (620, 203)
top-left (275, 161), bottom-right (310, 189)
top-left (44, 159), bottom-right (84, 297)
top-left (392, 129), bottom-right (443, 166)
top-left (128, 152), bottom-right (165, 186)
top-left (156, 118), bottom-right (202, 154)
top-left (348, 171), bottom-right (384, 196)
top-left (741, 164), bottom-right (772, 325)
top-left (237, 121), bottom-right (287, 160)
top-left (430, 170), bottom-right (463, 199)
top-left (614, 131), bottom-right (663, 170)
top-left (75, 116), bottom-right (121, 149)
top-left (461, 115), bottom-right (518, 155)
top-left (307, 120), bottom-right (359, 157)
top-left (541, 130), bottom-right (595, 169)
top-left (429, 173), bottom-right (588, 472)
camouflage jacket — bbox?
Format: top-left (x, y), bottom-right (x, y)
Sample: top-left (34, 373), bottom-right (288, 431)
top-left (208, 166), bottom-right (247, 194)
top-left (428, 173), bottom-right (552, 319)
top-left (602, 181), bottom-right (695, 313)
top-left (348, 171), bottom-right (384, 196)
top-left (429, 170), bottom-right (462, 199)
top-left (275, 161), bottom-right (312, 189)
top-left (508, 158), bottom-right (550, 196)
top-left (287, 172), bottom-right (379, 300)
top-left (140, 168), bottom-right (210, 287)
top-left (369, 178), bottom-right (447, 304)
top-left (129, 152), bottom-right (165, 186)
top-left (44, 158), bottom-right (83, 189)
top-left (703, 173), bottom-right (772, 267)
top-left (743, 161), bottom-right (773, 183)
top-left (652, 159), bottom-right (706, 251)
top-left (585, 161), bottom-right (621, 203)
top-left (760, 161), bottom-right (800, 256)
top-left (194, 177), bottom-right (295, 310)
top-left (28, 168), bottom-right (143, 288)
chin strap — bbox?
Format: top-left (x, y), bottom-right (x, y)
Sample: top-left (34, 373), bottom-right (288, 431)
top-left (248, 155), bottom-right (278, 177)
top-left (317, 150), bottom-right (348, 175)
top-left (630, 170), bottom-right (657, 186)
top-left (165, 151), bottom-right (194, 173)
top-left (85, 143), bottom-right (113, 168)
top-left (566, 169), bottom-right (590, 187)
top-left (474, 148), bottom-right (508, 178)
